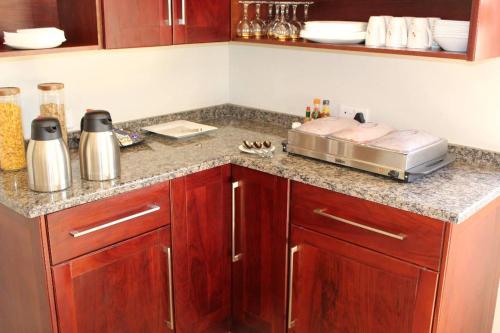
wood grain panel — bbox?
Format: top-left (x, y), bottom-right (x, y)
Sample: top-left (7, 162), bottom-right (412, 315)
top-left (231, 166), bottom-right (289, 333)
top-left (468, 0), bottom-right (500, 60)
top-left (171, 166), bottom-right (232, 333)
top-left (290, 225), bottom-right (438, 333)
top-left (0, 204), bottom-right (53, 333)
top-left (47, 182), bottom-right (170, 264)
top-left (52, 227), bottom-right (173, 333)
top-left (173, 0), bottom-right (230, 44)
top-left (433, 197), bottom-right (500, 332)
top-left (291, 181), bottom-right (445, 271)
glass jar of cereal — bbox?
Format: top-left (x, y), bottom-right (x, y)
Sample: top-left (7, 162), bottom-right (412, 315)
top-left (38, 83), bottom-right (67, 145)
top-left (0, 87), bottom-right (27, 171)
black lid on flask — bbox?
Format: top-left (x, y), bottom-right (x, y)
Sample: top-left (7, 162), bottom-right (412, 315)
top-left (81, 110), bottom-right (113, 132)
top-left (31, 117), bottom-right (63, 141)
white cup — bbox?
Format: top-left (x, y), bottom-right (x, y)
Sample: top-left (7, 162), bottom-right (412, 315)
top-left (403, 17), bottom-right (416, 29)
top-left (386, 17), bottom-right (408, 48)
top-left (407, 17), bottom-right (433, 49)
top-left (427, 17), bottom-right (441, 49)
top-left (381, 16), bottom-right (393, 27)
top-left (366, 16), bottom-right (386, 47)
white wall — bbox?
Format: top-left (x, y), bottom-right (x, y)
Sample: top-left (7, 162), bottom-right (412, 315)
top-left (229, 43), bottom-right (500, 152)
top-left (0, 43), bottom-right (229, 136)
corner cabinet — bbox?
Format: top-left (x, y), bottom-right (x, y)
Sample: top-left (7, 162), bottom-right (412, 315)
top-left (231, 166), bottom-right (289, 333)
top-left (102, 0), bottom-right (230, 49)
top-left (170, 166), bottom-right (232, 333)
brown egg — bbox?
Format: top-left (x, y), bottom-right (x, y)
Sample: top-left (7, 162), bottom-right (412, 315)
top-left (263, 141), bottom-right (272, 148)
top-left (243, 140), bottom-right (253, 149)
top-left (253, 141), bottom-right (263, 149)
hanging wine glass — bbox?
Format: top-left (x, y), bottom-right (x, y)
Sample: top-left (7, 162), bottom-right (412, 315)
top-left (274, 4), bottom-right (292, 41)
top-left (267, 4), bottom-right (281, 38)
top-left (237, 2), bottom-right (253, 39)
top-left (290, 4), bottom-right (302, 40)
top-left (303, 3), bottom-right (310, 24)
top-left (263, 2), bottom-right (274, 35)
top-left (251, 3), bottom-right (266, 39)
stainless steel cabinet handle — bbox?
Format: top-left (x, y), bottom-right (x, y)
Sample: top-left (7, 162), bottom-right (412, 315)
top-left (288, 245), bottom-right (299, 329)
top-left (165, 0), bottom-right (173, 26)
top-left (69, 205), bottom-right (161, 238)
top-left (178, 0), bottom-right (186, 25)
top-left (232, 181), bottom-right (243, 262)
top-left (313, 208), bottom-right (406, 241)
top-left (163, 247), bottom-right (175, 330)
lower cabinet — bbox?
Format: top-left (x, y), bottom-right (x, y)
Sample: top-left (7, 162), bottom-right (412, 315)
top-left (171, 166), bottom-right (232, 333)
top-left (52, 227), bottom-right (174, 333)
top-left (288, 226), bottom-right (438, 333)
top-left (231, 166), bottom-right (289, 333)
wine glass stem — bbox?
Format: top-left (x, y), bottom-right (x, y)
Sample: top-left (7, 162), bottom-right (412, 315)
top-left (304, 4), bottom-right (309, 22)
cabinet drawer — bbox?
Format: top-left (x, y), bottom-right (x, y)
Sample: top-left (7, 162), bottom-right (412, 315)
top-left (47, 182), bottom-right (170, 264)
top-left (290, 182), bottom-right (445, 270)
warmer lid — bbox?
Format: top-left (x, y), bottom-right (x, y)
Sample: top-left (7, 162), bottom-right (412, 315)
top-left (31, 117), bottom-right (63, 141)
top-left (81, 110), bottom-right (113, 132)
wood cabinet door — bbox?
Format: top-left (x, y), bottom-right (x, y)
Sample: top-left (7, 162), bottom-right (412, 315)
top-left (173, 0), bottom-right (230, 44)
top-left (171, 166), bottom-right (232, 333)
top-left (288, 226), bottom-right (439, 333)
top-left (102, 0), bottom-right (172, 49)
top-left (231, 166), bottom-right (289, 333)
top-left (52, 227), bottom-right (174, 333)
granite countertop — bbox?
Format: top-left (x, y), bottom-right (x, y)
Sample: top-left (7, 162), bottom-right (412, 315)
top-left (0, 107), bottom-right (499, 223)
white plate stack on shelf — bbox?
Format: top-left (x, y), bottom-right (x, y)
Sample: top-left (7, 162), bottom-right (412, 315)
top-left (300, 21), bottom-right (367, 44)
top-left (3, 28), bottom-right (66, 50)
top-left (433, 20), bottom-right (469, 52)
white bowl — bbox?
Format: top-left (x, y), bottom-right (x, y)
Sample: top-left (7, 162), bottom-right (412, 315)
top-left (3, 28), bottom-right (66, 50)
top-left (434, 35), bottom-right (468, 52)
top-left (300, 30), bottom-right (366, 44)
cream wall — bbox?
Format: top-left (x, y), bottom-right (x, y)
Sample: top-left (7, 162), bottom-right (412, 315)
top-left (0, 43), bottom-right (230, 136)
top-left (229, 43), bottom-right (500, 152)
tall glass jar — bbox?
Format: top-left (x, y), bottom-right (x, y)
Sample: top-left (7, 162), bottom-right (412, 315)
top-left (0, 87), bottom-right (27, 171)
top-left (38, 83), bottom-right (68, 145)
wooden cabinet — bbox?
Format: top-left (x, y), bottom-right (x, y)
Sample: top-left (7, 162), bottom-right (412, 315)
top-left (231, 0), bottom-right (500, 61)
top-left (102, 0), bottom-right (172, 49)
top-left (231, 166), bottom-right (289, 333)
top-left (52, 227), bottom-right (174, 333)
top-left (171, 166), bottom-right (232, 333)
top-left (102, 0), bottom-right (230, 48)
top-left (288, 225), bottom-right (439, 333)
top-left (173, 0), bottom-right (231, 44)
top-left (0, 0), bottom-right (102, 57)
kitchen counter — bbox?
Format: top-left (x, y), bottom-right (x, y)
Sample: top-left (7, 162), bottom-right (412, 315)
top-left (0, 106), bottom-right (499, 223)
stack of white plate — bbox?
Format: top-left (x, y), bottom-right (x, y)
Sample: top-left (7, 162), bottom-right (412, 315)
top-left (300, 21), bottom-right (367, 44)
top-left (3, 28), bottom-right (66, 50)
top-left (433, 20), bottom-right (469, 52)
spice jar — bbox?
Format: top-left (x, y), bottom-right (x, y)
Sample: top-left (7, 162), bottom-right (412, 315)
top-left (38, 83), bottom-right (68, 144)
top-left (0, 87), bottom-right (27, 171)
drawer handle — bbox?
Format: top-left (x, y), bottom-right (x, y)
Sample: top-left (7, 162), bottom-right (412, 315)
top-left (163, 247), bottom-right (175, 330)
top-left (69, 205), bottom-right (161, 238)
top-left (313, 208), bottom-right (406, 241)
top-left (165, 0), bottom-right (173, 26)
top-left (232, 181), bottom-right (243, 262)
top-left (178, 0), bottom-right (186, 25)
top-left (288, 245), bottom-right (299, 329)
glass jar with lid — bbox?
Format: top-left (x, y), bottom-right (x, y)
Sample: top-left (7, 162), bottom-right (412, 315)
top-left (38, 83), bottom-right (68, 145)
top-left (0, 87), bottom-right (27, 171)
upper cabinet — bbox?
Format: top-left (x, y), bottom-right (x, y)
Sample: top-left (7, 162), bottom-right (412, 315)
top-left (230, 0), bottom-right (500, 61)
top-left (102, 0), bottom-right (230, 49)
top-left (102, 0), bottom-right (172, 49)
top-left (0, 0), bottom-right (102, 57)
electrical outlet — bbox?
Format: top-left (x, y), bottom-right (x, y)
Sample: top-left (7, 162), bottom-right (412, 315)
top-left (338, 104), bottom-right (370, 122)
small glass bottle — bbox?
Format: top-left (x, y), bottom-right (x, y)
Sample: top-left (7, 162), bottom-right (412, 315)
top-left (38, 83), bottom-right (68, 145)
top-left (0, 87), bottom-right (27, 171)
top-left (304, 106), bottom-right (311, 122)
top-left (312, 98), bottom-right (321, 119)
top-left (321, 100), bottom-right (331, 118)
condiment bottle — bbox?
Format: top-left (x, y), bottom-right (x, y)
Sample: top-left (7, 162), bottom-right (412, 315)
top-left (305, 106), bottom-right (311, 122)
top-left (321, 100), bottom-right (331, 118)
top-left (0, 87), bottom-right (27, 171)
top-left (38, 83), bottom-right (68, 145)
top-left (312, 98), bottom-right (321, 119)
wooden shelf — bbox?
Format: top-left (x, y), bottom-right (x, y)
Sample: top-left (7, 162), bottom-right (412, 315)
top-left (232, 37), bottom-right (469, 60)
top-left (0, 43), bottom-right (100, 58)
